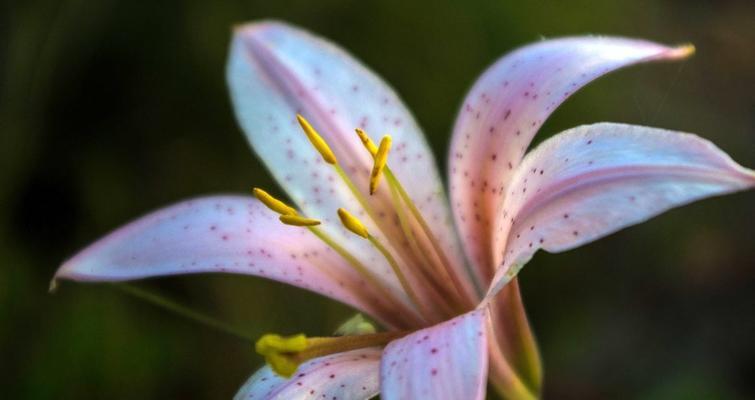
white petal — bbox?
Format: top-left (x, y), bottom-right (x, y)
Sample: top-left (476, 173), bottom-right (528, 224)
top-left (227, 21), bottom-right (470, 300)
top-left (234, 348), bottom-right (381, 400)
top-left (486, 123), bottom-right (755, 298)
top-left (54, 196), bottom-right (411, 327)
top-left (381, 310), bottom-right (488, 400)
top-left (447, 36), bottom-right (694, 282)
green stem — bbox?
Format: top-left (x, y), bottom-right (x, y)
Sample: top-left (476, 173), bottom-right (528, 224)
top-left (113, 283), bottom-right (254, 342)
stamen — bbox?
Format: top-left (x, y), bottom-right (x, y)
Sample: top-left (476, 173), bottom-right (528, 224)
top-left (355, 128), bottom-right (378, 156)
top-left (306, 225), bottom-right (421, 326)
top-left (296, 118), bottom-right (379, 232)
top-left (252, 187), bottom-right (421, 327)
top-left (297, 114), bottom-right (337, 164)
top-left (256, 331), bottom-right (407, 377)
top-left (385, 169), bottom-right (482, 302)
top-left (369, 135), bottom-right (391, 195)
top-left (253, 188), bottom-right (298, 216)
top-left (356, 129), bottom-right (482, 300)
top-left (337, 208), bottom-right (426, 318)
top-left (291, 118), bottom-right (473, 318)
top-left (296, 119), bottom-right (413, 269)
top-left (356, 129), bottom-right (442, 294)
top-left (279, 214), bottom-right (321, 226)
top-left (367, 230), bottom-right (427, 320)
top-left (333, 163), bottom-right (376, 217)
top-left (337, 208), bottom-right (369, 238)
top-left (385, 174), bottom-right (466, 315)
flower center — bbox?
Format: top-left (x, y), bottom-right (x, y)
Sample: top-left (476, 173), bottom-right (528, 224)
top-left (255, 115), bottom-right (478, 325)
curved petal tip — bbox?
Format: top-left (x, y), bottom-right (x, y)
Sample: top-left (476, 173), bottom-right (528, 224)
top-left (232, 19), bottom-right (279, 33)
top-left (667, 43), bottom-right (695, 59)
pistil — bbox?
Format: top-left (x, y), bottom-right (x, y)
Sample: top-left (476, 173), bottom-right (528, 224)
top-left (256, 330), bottom-right (408, 377)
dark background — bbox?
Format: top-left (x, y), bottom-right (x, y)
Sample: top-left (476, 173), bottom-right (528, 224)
top-left (2, 0), bottom-right (754, 398)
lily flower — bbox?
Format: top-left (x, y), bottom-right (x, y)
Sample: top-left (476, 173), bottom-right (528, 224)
top-left (52, 20), bottom-right (754, 400)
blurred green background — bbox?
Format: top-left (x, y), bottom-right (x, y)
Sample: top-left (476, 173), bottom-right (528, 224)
top-left (2, 0), bottom-right (754, 398)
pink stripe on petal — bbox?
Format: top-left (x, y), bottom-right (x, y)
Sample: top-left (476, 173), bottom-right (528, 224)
top-left (234, 348), bottom-right (381, 400)
top-left (54, 196), bottom-right (407, 327)
top-left (486, 123), bottom-right (755, 298)
top-left (381, 309), bottom-right (488, 400)
top-left (228, 21), bottom-right (470, 296)
top-left (448, 36), bottom-right (694, 283)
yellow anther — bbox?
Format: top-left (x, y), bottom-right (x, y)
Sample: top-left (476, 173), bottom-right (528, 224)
top-left (253, 188), bottom-right (297, 216)
top-left (337, 208), bottom-right (369, 238)
top-left (297, 114), bottom-right (337, 164)
top-left (355, 128), bottom-right (378, 157)
top-left (369, 135), bottom-right (391, 194)
top-left (673, 43), bottom-right (695, 58)
top-left (279, 215), bottom-right (321, 227)
top-left (255, 333), bottom-right (308, 377)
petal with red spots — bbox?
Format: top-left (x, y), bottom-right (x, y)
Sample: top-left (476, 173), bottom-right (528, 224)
top-left (486, 123), bottom-right (755, 298)
top-left (228, 21), bottom-right (470, 296)
top-left (447, 36), bottom-right (694, 282)
top-left (53, 196), bottom-right (408, 327)
top-left (234, 348), bottom-right (380, 400)
top-left (381, 309), bottom-right (488, 400)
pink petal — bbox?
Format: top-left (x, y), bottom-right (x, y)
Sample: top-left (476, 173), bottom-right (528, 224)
top-left (448, 36), bottom-right (694, 282)
top-left (381, 310), bottom-right (488, 400)
top-left (228, 21), bottom-right (470, 297)
top-left (486, 123), bottom-right (755, 298)
top-left (234, 348), bottom-right (380, 400)
top-left (54, 196), bottom-right (408, 327)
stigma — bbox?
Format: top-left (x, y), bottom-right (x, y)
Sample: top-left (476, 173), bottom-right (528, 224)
top-left (256, 331), bottom-right (407, 377)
